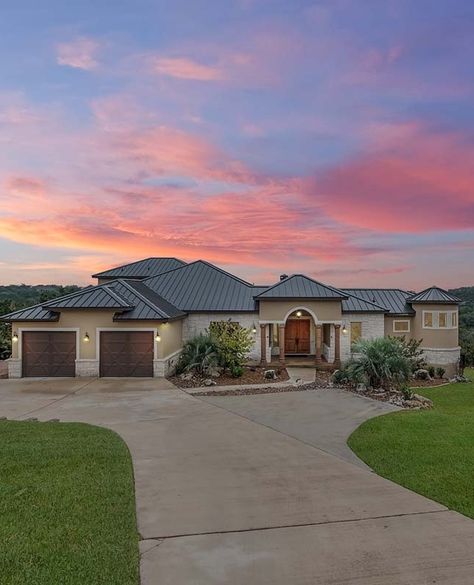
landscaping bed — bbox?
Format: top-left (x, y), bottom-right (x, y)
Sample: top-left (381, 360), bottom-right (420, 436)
top-left (1, 420), bottom-right (138, 585)
top-left (169, 365), bottom-right (289, 388)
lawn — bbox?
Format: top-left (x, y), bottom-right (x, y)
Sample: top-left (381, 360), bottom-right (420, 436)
top-left (0, 421), bottom-right (139, 585)
top-left (349, 369), bottom-right (474, 520)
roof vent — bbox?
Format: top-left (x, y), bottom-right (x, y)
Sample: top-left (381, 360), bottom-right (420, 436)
top-left (280, 274), bottom-right (288, 281)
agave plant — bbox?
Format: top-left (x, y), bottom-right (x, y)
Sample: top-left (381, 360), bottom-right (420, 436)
top-left (346, 337), bottom-right (412, 390)
top-left (176, 334), bottom-right (219, 375)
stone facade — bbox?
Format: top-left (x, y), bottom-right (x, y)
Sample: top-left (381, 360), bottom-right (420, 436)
top-left (341, 313), bottom-right (386, 362)
top-left (182, 312), bottom-right (260, 361)
top-left (75, 359), bottom-right (99, 377)
top-left (422, 347), bottom-right (460, 377)
top-left (153, 350), bottom-right (182, 377)
top-left (7, 358), bottom-right (22, 379)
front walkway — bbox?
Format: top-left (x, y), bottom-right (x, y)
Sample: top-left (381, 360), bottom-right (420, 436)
top-left (0, 378), bottom-right (473, 584)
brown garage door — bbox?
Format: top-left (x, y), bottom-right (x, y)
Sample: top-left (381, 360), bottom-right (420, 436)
top-left (22, 331), bottom-right (76, 377)
top-left (100, 331), bottom-right (154, 377)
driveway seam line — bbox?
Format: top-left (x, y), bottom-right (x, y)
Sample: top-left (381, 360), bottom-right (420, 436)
top-left (143, 509), bottom-right (449, 542)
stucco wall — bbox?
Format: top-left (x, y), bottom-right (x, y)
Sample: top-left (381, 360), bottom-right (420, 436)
top-left (259, 300), bottom-right (342, 322)
top-left (411, 303), bottom-right (459, 348)
top-left (384, 316), bottom-right (414, 338)
top-left (182, 312), bottom-right (260, 360)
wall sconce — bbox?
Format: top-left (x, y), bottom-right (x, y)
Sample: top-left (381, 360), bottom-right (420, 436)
top-left (252, 323), bottom-right (257, 334)
top-left (12, 332), bottom-right (18, 343)
top-left (83, 332), bottom-right (90, 342)
top-left (155, 331), bottom-right (161, 342)
top-left (342, 323), bottom-right (348, 334)
top-left (296, 310), bottom-right (302, 318)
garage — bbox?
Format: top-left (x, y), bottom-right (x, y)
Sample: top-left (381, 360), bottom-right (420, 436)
top-left (22, 331), bottom-right (76, 377)
top-left (100, 331), bottom-right (154, 377)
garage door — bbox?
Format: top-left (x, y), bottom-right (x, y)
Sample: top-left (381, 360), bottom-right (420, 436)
top-left (100, 331), bottom-right (154, 377)
top-left (22, 331), bottom-right (76, 377)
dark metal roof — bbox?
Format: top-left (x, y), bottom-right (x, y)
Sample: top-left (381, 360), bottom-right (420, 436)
top-left (255, 275), bottom-right (348, 300)
top-left (109, 280), bottom-right (186, 320)
top-left (342, 293), bottom-right (387, 313)
top-left (342, 289), bottom-right (415, 315)
top-left (45, 285), bottom-right (132, 310)
top-left (145, 260), bottom-right (258, 312)
top-left (407, 286), bottom-right (461, 304)
top-left (0, 304), bottom-right (60, 322)
top-left (92, 257), bottom-right (186, 279)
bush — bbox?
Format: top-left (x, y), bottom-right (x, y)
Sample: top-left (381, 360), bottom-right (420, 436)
top-left (428, 366), bottom-right (436, 378)
top-left (230, 365), bottom-right (244, 378)
top-left (436, 367), bottom-right (446, 379)
top-left (208, 321), bottom-right (254, 372)
top-left (390, 336), bottom-right (426, 372)
top-left (176, 334), bottom-right (218, 375)
top-left (345, 337), bottom-right (413, 390)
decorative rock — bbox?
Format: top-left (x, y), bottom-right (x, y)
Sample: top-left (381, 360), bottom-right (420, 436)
top-left (203, 379), bottom-right (216, 386)
top-left (450, 375), bottom-right (469, 383)
top-left (207, 366), bottom-right (222, 378)
top-left (414, 369), bottom-right (431, 380)
top-left (0, 416), bottom-right (7, 421)
top-left (356, 383), bottom-right (367, 392)
top-left (179, 372), bottom-right (194, 381)
top-left (25, 417), bottom-right (38, 422)
top-left (264, 369), bottom-right (277, 380)
top-left (48, 418), bottom-right (60, 423)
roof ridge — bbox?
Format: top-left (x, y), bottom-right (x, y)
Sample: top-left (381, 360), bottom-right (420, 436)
top-left (342, 290), bottom-right (387, 311)
top-left (92, 257), bottom-right (186, 278)
top-left (255, 273), bottom-right (347, 298)
top-left (101, 283), bottom-right (135, 308)
top-left (115, 280), bottom-right (176, 317)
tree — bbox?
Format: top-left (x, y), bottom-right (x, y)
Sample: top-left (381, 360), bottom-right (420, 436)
top-left (208, 321), bottom-right (254, 374)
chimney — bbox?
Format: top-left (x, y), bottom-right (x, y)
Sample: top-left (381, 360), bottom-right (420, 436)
top-left (280, 274), bottom-right (288, 281)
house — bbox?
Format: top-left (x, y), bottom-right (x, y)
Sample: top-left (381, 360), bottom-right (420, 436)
top-left (1, 258), bottom-right (461, 378)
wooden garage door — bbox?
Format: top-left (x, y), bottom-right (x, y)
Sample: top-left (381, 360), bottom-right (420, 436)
top-left (100, 331), bottom-right (154, 377)
top-left (22, 331), bottom-right (76, 377)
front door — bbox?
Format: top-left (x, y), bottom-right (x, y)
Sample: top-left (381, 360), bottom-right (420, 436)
top-left (285, 319), bottom-right (311, 354)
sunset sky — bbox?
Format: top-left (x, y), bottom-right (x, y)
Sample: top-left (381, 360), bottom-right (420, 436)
top-left (1, 0), bottom-right (473, 288)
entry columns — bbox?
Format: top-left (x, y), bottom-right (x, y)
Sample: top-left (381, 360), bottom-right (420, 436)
top-left (260, 324), bottom-right (267, 366)
top-left (334, 324), bottom-right (341, 368)
top-left (279, 324), bottom-right (285, 365)
top-left (315, 324), bottom-right (322, 365)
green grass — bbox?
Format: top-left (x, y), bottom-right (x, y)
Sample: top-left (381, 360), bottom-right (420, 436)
top-left (0, 421), bottom-right (139, 585)
top-left (349, 369), bottom-right (474, 519)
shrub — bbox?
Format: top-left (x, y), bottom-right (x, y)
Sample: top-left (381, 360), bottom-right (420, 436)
top-left (436, 367), bottom-right (446, 379)
top-left (428, 366), bottom-right (435, 378)
top-left (401, 385), bottom-right (414, 400)
top-left (390, 336), bottom-right (426, 372)
top-left (230, 365), bottom-right (244, 378)
top-left (176, 334), bottom-right (218, 375)
top-left (346, 337), bottom-right (413, 390)
top-left (208, 321), bottom-right (254, 372)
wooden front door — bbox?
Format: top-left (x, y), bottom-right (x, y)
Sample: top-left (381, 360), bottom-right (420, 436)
top-left (285, 319), bottom-right (311, 354)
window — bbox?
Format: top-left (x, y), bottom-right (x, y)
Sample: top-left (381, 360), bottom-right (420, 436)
top-left (424, 312), bottom-right (433, 327)
top-left (393, 320), bottom-right (410, 333)
top-left (422, 311), bottom-right (458, 329)
top-left (351, 322), bottom-right (362, 347)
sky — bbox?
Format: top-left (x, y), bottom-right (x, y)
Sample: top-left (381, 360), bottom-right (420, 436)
top-left (0, 0), bottom-right (473, 289)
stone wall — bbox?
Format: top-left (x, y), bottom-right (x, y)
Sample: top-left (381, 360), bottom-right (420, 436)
top-left (422, 347), bottom-right (460, 377)
top-left (341, 313), bottom-right (385, 362)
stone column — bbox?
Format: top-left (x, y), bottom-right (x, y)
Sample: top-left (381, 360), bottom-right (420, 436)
top-left (334, 324), bottom-right (341, 368)
top-left (260, 324), bottom-right (267, 366)
top-left (315, 324), bottom-right (322, 365)
top-left (279, 324), bottom-right (285, 365)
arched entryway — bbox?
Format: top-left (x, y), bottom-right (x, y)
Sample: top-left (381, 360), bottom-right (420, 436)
top-left (284, 309), bottom-right (313, 355)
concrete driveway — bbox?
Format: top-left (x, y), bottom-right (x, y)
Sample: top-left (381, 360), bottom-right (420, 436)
top-left (1, 378), bottom-right (474, 584)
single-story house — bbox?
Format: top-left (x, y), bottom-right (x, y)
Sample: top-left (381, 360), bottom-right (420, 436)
top-left (1, 257), bottom-right (461, 378)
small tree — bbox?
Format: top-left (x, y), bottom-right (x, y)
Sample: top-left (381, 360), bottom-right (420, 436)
top-left (208, 321), bottom-right (254, 374)
top-left (390, 336), bottom-right (426, 371)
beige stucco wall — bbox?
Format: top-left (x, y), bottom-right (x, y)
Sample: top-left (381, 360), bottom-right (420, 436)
top-left (384, 316), bottom-right (414, 339)
top-left (259, 300), bottom-right (342, 322)
top-left (10, 310), bottom-right (183, 361)
top-left (411, 303), bottom-right (459, 349)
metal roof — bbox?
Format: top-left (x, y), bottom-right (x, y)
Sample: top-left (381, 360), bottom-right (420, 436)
top-left (92, 257), bottom-right (186, 279)
top-left (255, 275), bottom-right (348, 300)
top-left (109, 280), bottom-right (186, 320)
top-left (407, 286), bottom-right (461, 304)
top-left (342, 293), bottom-right (387, 313)
top-left (45, 285), bottom-right (133, 310)
top-left (0, 304), bottom-right (60, 322)
top-left (342, 289), bottom-right (415, 315)
top-left (145, 260), bottom-right (258, 312)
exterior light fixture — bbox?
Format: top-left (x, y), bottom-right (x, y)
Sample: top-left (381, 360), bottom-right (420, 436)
top-left (252, 323), bottom-right (257, 334)
top-left (155, 331), bottom-right (161, 342)
top-left (296, 310), bottom-right (302, 318)
top-left (342, 323), bottom-right (348, 334)
top-left (12, 332), bottom-right (19, 343)
top-left (83, 332), bottom-right (90, 343)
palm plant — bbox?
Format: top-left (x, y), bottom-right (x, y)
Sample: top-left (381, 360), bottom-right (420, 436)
top-left (346, 337), bottom-right (412, 390)
top-left (176, 334), bottom-right (218, 375)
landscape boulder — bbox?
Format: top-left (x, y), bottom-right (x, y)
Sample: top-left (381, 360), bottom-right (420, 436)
top-left (264, 369), bottom-right (277, 380)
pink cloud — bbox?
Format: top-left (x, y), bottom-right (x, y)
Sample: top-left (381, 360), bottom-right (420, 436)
top-left (152, 57), bottom-right (223, 81)
top-left (56, 37), bottom-right (101, 70)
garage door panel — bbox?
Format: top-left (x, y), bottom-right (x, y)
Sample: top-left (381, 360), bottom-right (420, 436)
top-left (22, 331), bottom-right (76, 377)
top-left (100, 331), bottom-right (153, 377)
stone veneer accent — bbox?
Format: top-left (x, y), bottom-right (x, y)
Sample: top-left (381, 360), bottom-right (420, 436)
top-left (153, 350), bottom-right (182, 377)
top-left (7, 358), bottom-right (22, 378)
top-left (341, 313), bottom-right (385, 362)
top-left (422, 347), bottom-right (460, 377)
top-left (75, 359), bottom-right (99, 377)
top-left (182, 313), bottom-right (260, 361)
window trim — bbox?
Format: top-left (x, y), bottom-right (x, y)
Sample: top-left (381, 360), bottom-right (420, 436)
top-left (393, 319), bottom-right (410, 333)
top-left (422, 310), bottom-right (458, 330)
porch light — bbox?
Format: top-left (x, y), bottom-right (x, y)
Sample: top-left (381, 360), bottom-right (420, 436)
top-left (155, 331), bottom-right (161, 342)
top-left (12, 332), bottom-right (18, 343)
top-left (252, 323), bottom-right (257, 334)
top-left (342, 323), bottom-right (348, 334)
top-left (296, 310), bottom-right (302, 318)
top-left (83, 332), bottom-right (90, 343)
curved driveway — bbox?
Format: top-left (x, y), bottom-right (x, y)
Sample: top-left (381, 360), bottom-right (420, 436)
top-left (1, 378), bottom-right (474, 584)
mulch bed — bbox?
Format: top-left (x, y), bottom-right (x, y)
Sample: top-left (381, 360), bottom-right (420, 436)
top-left (193, 385), bottom-right (315, 397)
top-left (169, 366), bottom-right (289, 389)
top-left (409, 378), bottom-right (447, 388)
